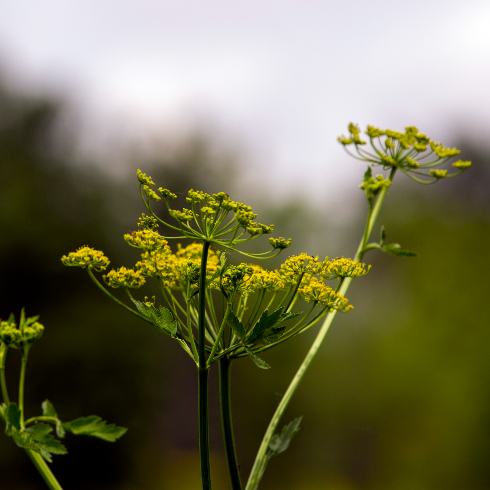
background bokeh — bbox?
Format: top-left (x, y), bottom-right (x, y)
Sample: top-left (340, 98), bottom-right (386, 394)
top-left (1, 2), bottom-right (490, 489)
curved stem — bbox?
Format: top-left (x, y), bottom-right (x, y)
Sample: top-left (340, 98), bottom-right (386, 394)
top-left (219, 357), bottom-right (242, 490)
top-left (245, 168), bottom-right (396, 490)
top-left (26, 449), bottom-right (64, 490)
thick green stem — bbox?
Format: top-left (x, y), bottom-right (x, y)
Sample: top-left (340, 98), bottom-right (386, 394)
top-left (26, 449), bottom-right (64, 490)
top-left (198, 367), bottom-right (212, 490)
top-left (219, 357), bottom-right (242, 490)
top-left (245, 170), bottom-right (396, 490)
top-left (198, 241), bottom-right (212, 490)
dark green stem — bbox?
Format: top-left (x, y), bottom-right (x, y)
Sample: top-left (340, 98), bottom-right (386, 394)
top-left (198, 241), bottom-right (212, 490)
top-left (219, 357), bottom-right (242, 490)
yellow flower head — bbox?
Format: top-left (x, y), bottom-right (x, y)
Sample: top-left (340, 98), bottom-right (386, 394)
top-left (61, 246), bottom-right (110, 272)
top-left (279, 253), bottom-right (324, 283)
top-left (124, 229), bottom-right (170, 252)
top-left (323, 258), bottom-right (371, 280)
top-left (103, 267), bottom-right (146, 289)
top-left (299, 277), bottom-right (352, 312)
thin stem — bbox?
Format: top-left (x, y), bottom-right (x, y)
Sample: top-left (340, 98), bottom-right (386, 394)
top-left (87, 268), bottom-right (150, 324)
top-left (26, 449), bottom-right (64, 490)
top-left (187, 285), bottom-right (199, 364)
top-left (245, 169), bottom-right (396, 490)
top-left (207, 295), bottom-right (235, 367)
top-left (219, 357), bottom-right (242, 490)
top-left (0, 344), bottom-right (10, 405)
top-left (19, 349), bottom-right (28, 427)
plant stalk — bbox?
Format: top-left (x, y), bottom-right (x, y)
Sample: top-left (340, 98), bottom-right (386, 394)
top-left (245, 168), bottom-right (396, 490)
top-left (198, 241), bottom-right (212, 490)
top-left (26, 449), bottom-right (64, 490)
top-left (219, 357), bottom-right (242, 490)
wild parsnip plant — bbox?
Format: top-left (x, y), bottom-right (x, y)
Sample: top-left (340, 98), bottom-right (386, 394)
top-left (60, 124), bottom-right (470, 490)
top-left (0, 310), bottom-right (127, 490)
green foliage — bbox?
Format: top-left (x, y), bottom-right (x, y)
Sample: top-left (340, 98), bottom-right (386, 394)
top-left (131, 299), bottom-right (178, 337)
top-left (62, 416), bottom-right (127, 442)
top-left (254, 417), bottom-right (303, 489)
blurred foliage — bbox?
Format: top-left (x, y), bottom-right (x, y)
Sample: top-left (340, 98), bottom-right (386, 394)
top-left (1, 74), bottom-right (490, 490)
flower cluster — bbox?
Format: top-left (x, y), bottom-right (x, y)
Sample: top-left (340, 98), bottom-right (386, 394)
top-left (61, 246), bottom-right (110, 272)
top-left (279, 254), bottom-right (325, 283)
top-left (103, 267), bottom-right (146, 288)
top-left (0, 313), bottom-right (44, 349)
top-left (339, 123), bottom-right (471, 184)
top-left (124, 229), bottom-right (170, 252)
top-left (322, 258), bottom-right (371, 280)
top-left (298, 278), bottom-right (352, 312)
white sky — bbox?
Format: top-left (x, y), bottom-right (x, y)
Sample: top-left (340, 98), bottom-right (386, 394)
top-left (1, 0), bottom-right (490, 201)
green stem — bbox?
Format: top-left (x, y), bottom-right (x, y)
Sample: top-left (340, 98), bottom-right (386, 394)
top-left (0, 344), bottom-right (10, 405)
top-left (245, 170), bottom-right (396, 490)
top-left (208, 296), bottom-right (234, 367)
top-left (219, 357), bottom-right (242, 490)
top-left (26, 449), bottom-right (64, 490)
top-left (19, 349), bottom-right (28, 427)
top-left (198, 241), bottom-right (212, 490)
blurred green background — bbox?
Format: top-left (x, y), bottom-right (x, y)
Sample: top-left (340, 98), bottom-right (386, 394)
top-left (1, 77), bottom-right (489, 490)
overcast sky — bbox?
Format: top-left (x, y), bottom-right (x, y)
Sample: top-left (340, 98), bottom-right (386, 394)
top-left (1, 0), bottom-right (489, 201)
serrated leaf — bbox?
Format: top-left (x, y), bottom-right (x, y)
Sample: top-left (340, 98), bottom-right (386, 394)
top-left (131, 299), bottom-right (177, 337)
top-left (382, 243), bottom-right (418, 257)
top-left (131, 298), bottom-right (157, 318)
top-left (26, 423), bottom-right (53, 438)
top-left (247, 308), bottom-right (284, 343)
top-left (5, 402), bottom-right (21, 435)
top-left (269, 417), bottom-right (302, 455)
top-left (262, 326), bottom-right (286, 344)
top-left (244, 346), bottom-right (270, 369)
top-left (155, 307), bottom-right (178, 337)
top-left (227, 311), bottom-right (246, 340)
top-left (62, 416), bottom-right (127, 442)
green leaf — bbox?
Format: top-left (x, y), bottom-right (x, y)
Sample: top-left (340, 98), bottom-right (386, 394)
top-left (244, 346), bottom-right (270, 370)
top-left (363, 166), bottom-right (372, 182)
top-left (254, 417), bottom-right (303, 488)
top-left (380, 225), bottom-right (387, 245)
top-left (155, 307), bottom-right (178, 337)
top-left (131, 298), bottom-right (157, 318)
top-left (62, 416), bottom-right (127, 442)
top-left (247, 308), bottom-right (300, 345)
top-left (269, 416), bottom-right (302, 455)
top-left (11, 424), bottom-right (67, 462)
top-left (382, 243), bottom-right (418, 257)
top-left (42, 399), bottom-right (57, 418)
top-left (262, 326), bottom-right (286, 344)
top-left (227, 311), bottom-right (246, 340)
top-left (41, 399), bottom-right (66, 438)
top-left (5, 402), bottom-right (21, 435)
top-left (247, 308), bottom-right (285, 343)
top-left (131, 299), bottom-right (177, 337)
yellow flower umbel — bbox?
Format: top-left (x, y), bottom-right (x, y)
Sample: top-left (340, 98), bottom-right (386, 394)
top-left (338, 123), bottom-right (471, 184)
top-left (61, 246), bottom-right (110, 272)
top-left (103, 267), bottom-right (146, 289)
top-left (298, 278), bottom-right (352, 312)
top-left (322, 258), bottom-right (371, 280)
